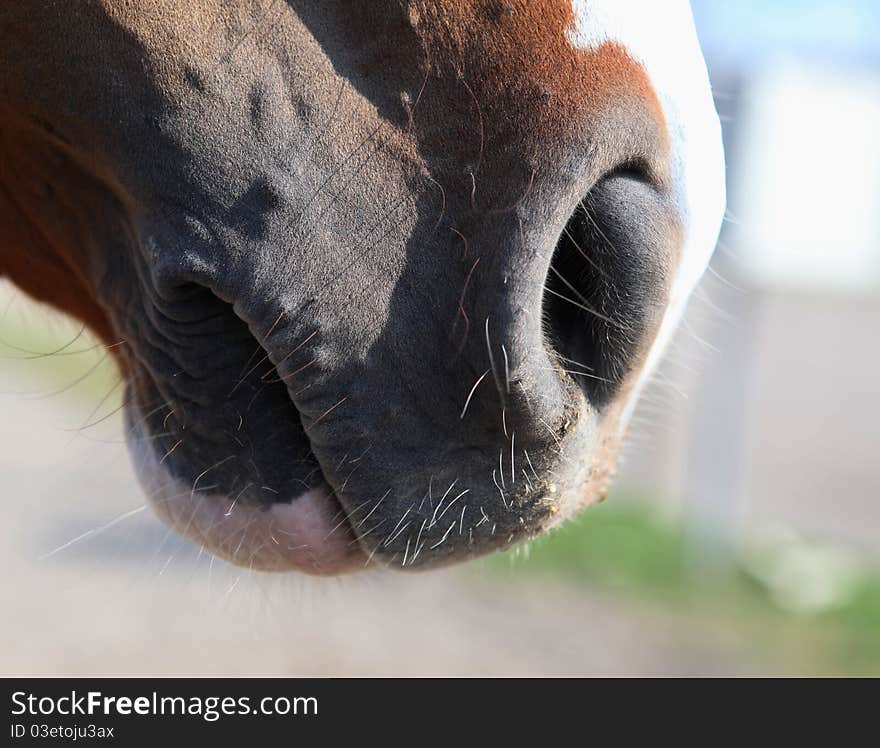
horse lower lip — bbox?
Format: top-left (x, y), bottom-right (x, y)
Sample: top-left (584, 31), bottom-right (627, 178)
top-left (153, 483), bottom-right (365, 575)
top-left (130, 420), bottom-right (366, 574)
top-left (117, 293), bottom-right (371, 573)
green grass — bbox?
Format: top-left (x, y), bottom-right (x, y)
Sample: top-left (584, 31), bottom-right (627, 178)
top-left (495, 501), bottom-right (691, 595)
top-left (480, 499), bottom-right (880, 674)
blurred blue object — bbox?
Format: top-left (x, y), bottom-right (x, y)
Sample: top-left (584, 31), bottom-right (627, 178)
top-left (691, 0), bottom-right (880, 68)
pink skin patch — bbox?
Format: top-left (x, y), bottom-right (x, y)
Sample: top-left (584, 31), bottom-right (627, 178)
top-left (129, 434), bottom-right (364, 575)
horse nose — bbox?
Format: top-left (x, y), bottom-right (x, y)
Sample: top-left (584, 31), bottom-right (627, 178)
top-left (540, 167), bottom-right (677, 409)
top-left (290, 161), bottom-right (683, 570)
top-left (459, 165), bottom-right (678, 444)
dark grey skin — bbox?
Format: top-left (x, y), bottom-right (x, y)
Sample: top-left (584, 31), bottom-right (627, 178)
top-left (0, 2), bottom-right (711, 574)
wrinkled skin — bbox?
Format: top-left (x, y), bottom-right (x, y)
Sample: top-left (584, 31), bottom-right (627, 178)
top-left (0, 1), bottom-right (724, 574)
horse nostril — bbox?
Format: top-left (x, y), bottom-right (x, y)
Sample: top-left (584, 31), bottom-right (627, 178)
top-left (542, 167), bottom-right (672, 409)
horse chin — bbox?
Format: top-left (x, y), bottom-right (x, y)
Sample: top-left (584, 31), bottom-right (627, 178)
top-left (126, 416), bottom-right (366, 575)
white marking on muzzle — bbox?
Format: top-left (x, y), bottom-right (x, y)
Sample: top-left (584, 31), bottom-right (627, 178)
top-left (567, 0), bottom-right (727, 425)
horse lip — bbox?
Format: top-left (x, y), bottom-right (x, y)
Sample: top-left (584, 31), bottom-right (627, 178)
top-left (153, 481), bottom-right (366, 575)
top-left (127, 414), bottom-right (367, 575)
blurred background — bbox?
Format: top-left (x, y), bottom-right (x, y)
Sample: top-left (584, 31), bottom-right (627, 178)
top-left (1, 0), bottom-right (878, 676)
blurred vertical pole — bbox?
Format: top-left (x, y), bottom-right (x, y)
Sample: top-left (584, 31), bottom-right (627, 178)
top-left (681, 73), bottom-right (757, 577)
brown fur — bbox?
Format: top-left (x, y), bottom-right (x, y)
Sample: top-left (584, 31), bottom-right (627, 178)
top-left (0, 114), bottom-right (119, 343)
top-left (408, 0), bottom-right (663, 149)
